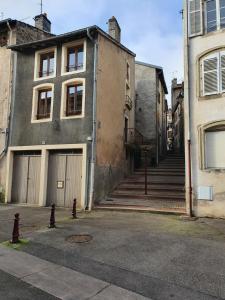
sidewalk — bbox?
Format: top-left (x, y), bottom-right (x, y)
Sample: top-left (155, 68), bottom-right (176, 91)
top-left (0, 245), bottom-right (149, 300)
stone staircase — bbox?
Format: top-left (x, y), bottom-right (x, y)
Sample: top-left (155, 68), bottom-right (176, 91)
top-left (96, 154), bottom-right (186, 214)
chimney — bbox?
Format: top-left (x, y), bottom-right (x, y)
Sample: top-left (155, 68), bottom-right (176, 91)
top-left (34, 13), bottom-right (51, 33)
top-left (108, 16), bottom-right (121, 43)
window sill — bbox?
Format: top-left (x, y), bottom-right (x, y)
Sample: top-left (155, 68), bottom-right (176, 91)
top-left (61, 68), bottom-right (86, 76)
top-left (203, 168), bottom-right (225, 173)
top-left (34, 74), bottom-right (56, 82)
top-left (199, 93), bottom-right (225, 101)
top-left (60, 114), bottom-right (84, 120)
top-left (203, 27), bottom-right (225, 38)
top-left (31, 118), bottom-right (52, 124)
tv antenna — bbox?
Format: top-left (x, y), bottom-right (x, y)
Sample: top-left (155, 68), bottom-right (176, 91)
top-left (40, 0), bottom-right (43, 14)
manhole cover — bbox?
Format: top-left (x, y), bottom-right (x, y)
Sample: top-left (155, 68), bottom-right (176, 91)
top-left (66, 234), bottom-right (93, 243)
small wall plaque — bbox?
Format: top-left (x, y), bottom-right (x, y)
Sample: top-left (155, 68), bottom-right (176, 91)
top-left (57, 181), bottom-right (64, 189)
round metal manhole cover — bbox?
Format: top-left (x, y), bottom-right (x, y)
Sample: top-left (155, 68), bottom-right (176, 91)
top-left (66, 234), bottom-right (93, 244)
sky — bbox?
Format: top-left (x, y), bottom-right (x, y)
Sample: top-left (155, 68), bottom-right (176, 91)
top-left (0, 0), bottom-right (184, 104)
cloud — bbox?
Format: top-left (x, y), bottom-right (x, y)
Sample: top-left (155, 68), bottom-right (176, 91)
top-left (0, 0), bottom-right (183, 104)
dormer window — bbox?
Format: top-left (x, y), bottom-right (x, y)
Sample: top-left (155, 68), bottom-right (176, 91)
top-left (61, 40), bottom-right (86, 76)
top-left (34, 47), bottom-right (57, 81)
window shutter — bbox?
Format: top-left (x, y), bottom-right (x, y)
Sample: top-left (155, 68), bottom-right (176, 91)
top-left (188, 0), bottom-right (203, 36)
top-left (202, 54), bottom-right (219, 95)
top-left (220, 52), bottom-right (225, 91)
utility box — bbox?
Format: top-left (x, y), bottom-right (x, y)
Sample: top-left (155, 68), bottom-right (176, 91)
top-left (198, 186), bottom-right (213, 201)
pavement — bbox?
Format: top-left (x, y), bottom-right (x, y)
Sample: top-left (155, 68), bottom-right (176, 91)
top-left (1, 204), bottom-right (225, 299)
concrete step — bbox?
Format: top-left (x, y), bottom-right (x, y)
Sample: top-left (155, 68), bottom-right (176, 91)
top-left (122, 180), bottom-right (185, 185)
top-left (133, 172), bottom-right (185, 177)
top-left (108, 193), bottom-right (185, 201)
top-left (118, 184), bottom-right (184, 191)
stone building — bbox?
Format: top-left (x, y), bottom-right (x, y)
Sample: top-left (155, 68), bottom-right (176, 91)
top-left (135, 61), bottom-right (168, 165)
top-left (0, 16), bottom-right (52, 199)
top-left (171, 79), bottom-right (184, 154)
top-left (5, 17), bottom-right (135, 210)
top-left (184, 0), bottom-right (225, 218)
top-left (167, 108), bottom-right (173, 151)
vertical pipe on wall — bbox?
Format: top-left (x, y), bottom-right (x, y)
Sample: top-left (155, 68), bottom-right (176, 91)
top-left (184, 0), bottom-right (193, 216)
top-left (87, 28), bottom-right (98, 211)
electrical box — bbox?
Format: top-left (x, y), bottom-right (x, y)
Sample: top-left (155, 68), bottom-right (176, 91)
top-left (198, 186), bottom-right (213, 201)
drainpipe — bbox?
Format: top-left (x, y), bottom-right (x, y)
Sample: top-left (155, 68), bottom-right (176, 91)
top-left (87, 28), bottom-right (98, 211)
top-left (184, 0), bottom-right (193, 217)
top-left (0, 21), bottom-right (13, 160)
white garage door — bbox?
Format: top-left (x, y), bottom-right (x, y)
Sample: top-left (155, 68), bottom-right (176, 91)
top-left (47, 151), bottom-right (83, 208)
top-left (11, 153), bottom-right (41, 205)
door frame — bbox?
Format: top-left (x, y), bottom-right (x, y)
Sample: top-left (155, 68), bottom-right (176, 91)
top-left (6, 144), bottom-right (87, 209)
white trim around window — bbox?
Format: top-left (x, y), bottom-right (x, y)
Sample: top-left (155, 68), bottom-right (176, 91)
top-left (61, 39), bottom-right (86, 76)
top-left (34, 47), bottom-right (57, 81)
top-left (60, 78), bottom-right (86, 120)
top-left (31, 83), bottom-right (54, 123)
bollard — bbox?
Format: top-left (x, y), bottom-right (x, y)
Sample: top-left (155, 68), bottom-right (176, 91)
top-left (12, 213), bottom-right (20, 244)
top-left (72, 199), bottom-right (77, 219)
top-left (49, 204), bottom-right (56, 228)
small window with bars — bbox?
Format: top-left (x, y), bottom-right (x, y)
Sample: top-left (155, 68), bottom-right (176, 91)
top-left (66, 84), bottom-right (83, 116)
top-left (201, 50), bottom-right (225, 96)
top-left (37, 89), bottom-right (52, 119)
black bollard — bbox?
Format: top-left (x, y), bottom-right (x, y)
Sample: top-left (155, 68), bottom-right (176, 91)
top-left (12, 213), bottom-right (20, 244)
top-left (72, 199), bottom-right (77, 219)
top-left (49, 204), bottom-right (56, 228)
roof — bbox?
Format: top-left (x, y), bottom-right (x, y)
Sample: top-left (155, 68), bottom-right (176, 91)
top-left (0, 18), bottom-right (54, 36)
top-left (8, 25), bottom-right (135, 57)
top-left (135, 60), bottom-right (168, 94)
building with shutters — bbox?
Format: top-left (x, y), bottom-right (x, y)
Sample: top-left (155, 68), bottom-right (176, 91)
top-left (0, 17), bottom-right (52, 200)
top-left (184, 0), bottom-right (225, 218)
top-left (5, 16), bottom-right (136, 210)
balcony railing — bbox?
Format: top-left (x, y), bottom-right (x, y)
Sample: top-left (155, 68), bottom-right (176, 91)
top-left (125, 95), bottom-right (133, 110)
top-left (124, 128), bottom-right (144, 145)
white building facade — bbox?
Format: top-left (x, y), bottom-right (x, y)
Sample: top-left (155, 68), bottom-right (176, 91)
top-left (184, 0), bottom-right (225, 218)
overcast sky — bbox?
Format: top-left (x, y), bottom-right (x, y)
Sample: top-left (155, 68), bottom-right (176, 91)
top-left (0, 0), bottom-right (183, 104)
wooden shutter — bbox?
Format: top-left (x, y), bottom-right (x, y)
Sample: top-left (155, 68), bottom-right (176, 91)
top-left (220, 52), bottom-right (225, 92)
top-left (205, 131), bottom-right (225, 168)
top-left (188, 0), bottom-right (203, 36)
top-left (202, 54), bottom-right (219, 95)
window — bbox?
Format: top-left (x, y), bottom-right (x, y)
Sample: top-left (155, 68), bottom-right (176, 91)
top-left (201, 50), bottom-right (225, 95)
top-left (206, 0), bottom-right (225, 32)
top-left (66, 84), bottom-right (83, 116)
top-left (126, 62), bottom-right (130, 83)
top-left (66, 46), bottom-right (84, 72)
top-left (37, 90), bottom-right (52, 119)
top-left (39, 52), bottom-right (55, 78)
top-left (31, 84), bottom-right (54, 123)
top-left (34, 47), bottom-right (57, 81)
top-left (61, 79), bottom-right (85, 119)
top-left (205, 126), bottom-right (225, 168)
top-left (61, 40), bottom-right (86, 76)
top-left (188, 0), bottom-right (203, 36)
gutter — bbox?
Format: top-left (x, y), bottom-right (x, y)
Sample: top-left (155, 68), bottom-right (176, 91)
top-left (184, 0), bottom-right (193, 217)
top-left (86, 28), bottom-right (98, 211)
top-left (0, 21), bottom-right (13, 160)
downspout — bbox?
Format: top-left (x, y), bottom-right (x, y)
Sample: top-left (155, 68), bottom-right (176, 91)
top-left (0, 21), bottom-right (13, 159)
top-left (87, 28), bottom-right (98, 211)
top-left (184, 0), bottom-right (193, 217)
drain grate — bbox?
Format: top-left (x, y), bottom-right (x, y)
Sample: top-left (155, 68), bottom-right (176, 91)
top-left (66, 234), bottom-right (93, 243)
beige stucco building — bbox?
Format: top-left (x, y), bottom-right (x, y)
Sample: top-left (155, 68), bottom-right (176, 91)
top-left (184, 0), bottom-right (225, 218)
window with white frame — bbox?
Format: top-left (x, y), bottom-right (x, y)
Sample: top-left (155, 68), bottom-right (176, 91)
top-left (206, 0), bottom-right (225, 33)
top-left (61, 40), bottom-right (86, 76)
top-left (34, 47), bottom-right (57, 81)
top-left (205, 125), bottom-right (225, 168)
top-left (31, 84), bottom-right (54, 123)
top-left (201, 50), bottom-right (225, 95)
top-left (61, 79), bottom-right (85, 119)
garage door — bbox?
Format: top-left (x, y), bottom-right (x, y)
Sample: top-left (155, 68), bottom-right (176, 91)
top-left (47, 151), bottom-right (83, 208)
top-left (11, 153), bottom-right (41, 205)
